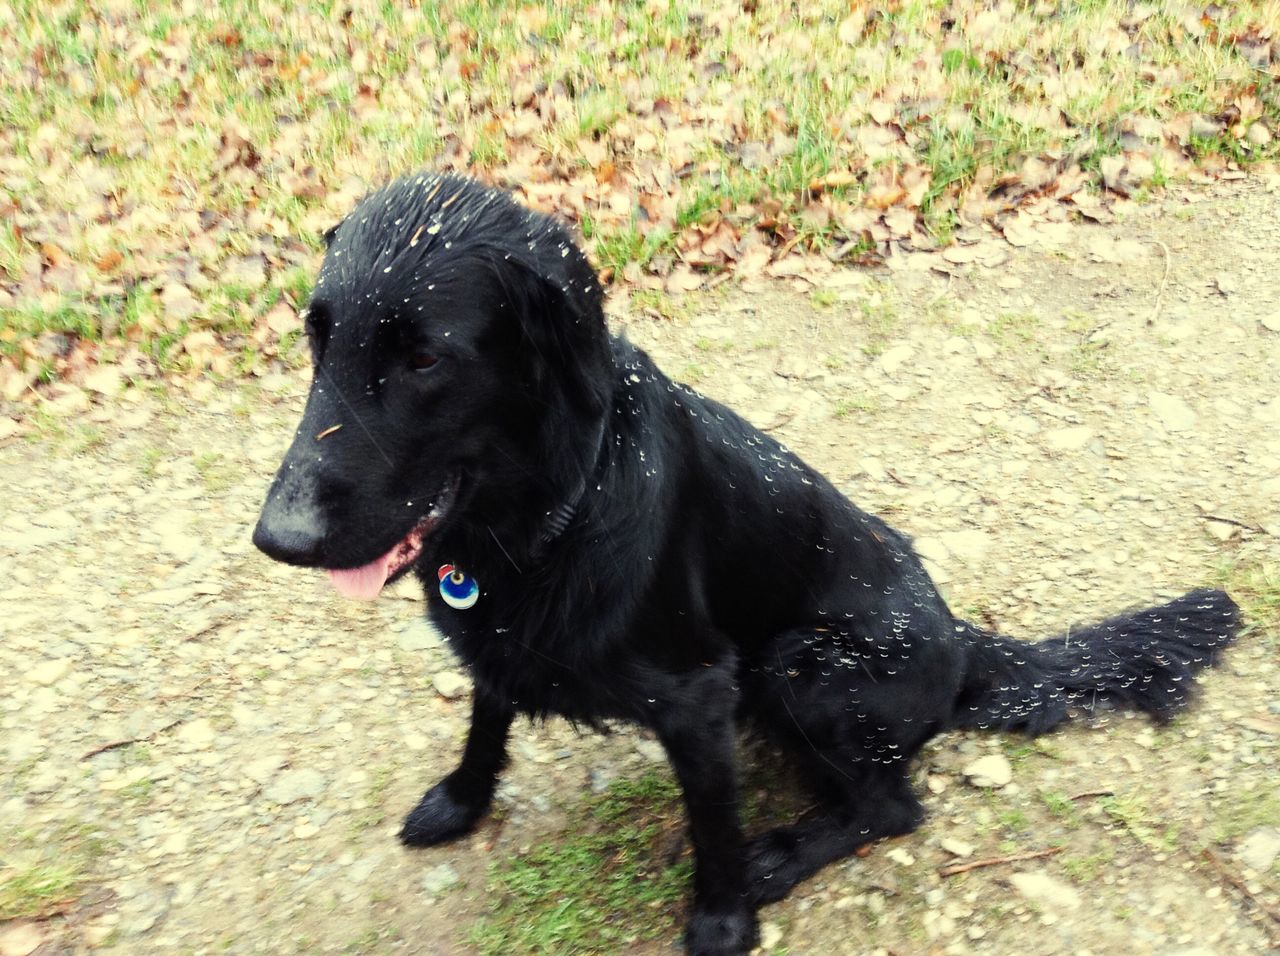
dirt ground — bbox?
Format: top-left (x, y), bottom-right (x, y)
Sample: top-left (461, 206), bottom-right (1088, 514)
top-left (2, 178), bottom-right (1278, 956)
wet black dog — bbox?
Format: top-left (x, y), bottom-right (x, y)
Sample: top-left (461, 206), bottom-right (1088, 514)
top-left (254, 173), bottom-right (1239, 954)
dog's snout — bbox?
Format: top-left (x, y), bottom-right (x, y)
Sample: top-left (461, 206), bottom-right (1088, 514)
top-left (253, 493), bottom-right (325, 566)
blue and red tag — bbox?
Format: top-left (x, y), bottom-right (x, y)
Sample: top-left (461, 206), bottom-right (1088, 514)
top-left (437, 564), bottom-right (480, 610)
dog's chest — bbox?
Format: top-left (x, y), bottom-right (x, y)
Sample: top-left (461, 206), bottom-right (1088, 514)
top-left (424, 599), bottom-right (633, 720)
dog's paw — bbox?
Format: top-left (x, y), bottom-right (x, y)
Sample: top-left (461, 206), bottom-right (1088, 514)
top-left (745, 828), bottom-right (802, 905)
top-left (684, 904), bottom-right (758, 956)
top-left (398, 780), bottom-right (484, 847)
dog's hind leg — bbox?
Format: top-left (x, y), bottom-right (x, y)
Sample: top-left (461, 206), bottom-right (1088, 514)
top-left (745, 767), bottom-right (922, 904)
top-left (740, 624), bottom-right (949, 903)
top-left (400, 685), bottom-right (513, 846)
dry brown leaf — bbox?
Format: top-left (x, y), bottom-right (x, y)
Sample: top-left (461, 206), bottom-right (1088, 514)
top-left (884, 206), bottom-right (916, 238)
top-left (665, 265), bottom-right (704, 293)
top-left (264, 301), bottom-right (300, 336)
top-left (40, 241), bottom-right (67, 268)
top-left (1001, 213), bottom-right (1038, 247)
top-left (865, 185), bottom-right (906, 210)
top-left (95, 248), bottom-right (124, 272)
top-left (868, 101), bottom-right (894, 125)
top-left (736, 233), bottom-right (773, 277)
top-left (0, 358), bottom-right (34, 401)
top-left (161, 283), bottom-right (199, 323)
top-left (181, 330), bottom-right (218, 361)
top-left (941, 244), bottom-right (980, 264)
top-left (594, 160), bottom-right (617, 185)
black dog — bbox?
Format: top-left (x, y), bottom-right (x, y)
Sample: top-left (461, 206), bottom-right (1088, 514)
top-left (253, 173), bottom-right (1239, 954)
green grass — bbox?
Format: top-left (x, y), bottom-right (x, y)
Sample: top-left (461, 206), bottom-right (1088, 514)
top-left (468, 771), bottom-right (691, 955)
top-left (1040, 790), bottom-right (1083, 829)
top-left (192, 450), bottom-right (241, 494)
top-left (1216, 561), bottom-right (1280, 648)
top-left (1061, 847), bottom-right (1115, 882)
top-left (833, 395), bottom-right (878, 419)
top-left (1099, 794), bottom-right (1180, 853)
top-left (1210, 787), bottom-right (1280, 846)
top-left (0, 822), bottom-right (109, 920)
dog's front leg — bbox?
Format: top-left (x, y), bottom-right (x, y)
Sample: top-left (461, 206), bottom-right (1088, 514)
top-left (400, 684), bottom-right (513, 846)
top-left (653, 671), bottom-right (757, 956)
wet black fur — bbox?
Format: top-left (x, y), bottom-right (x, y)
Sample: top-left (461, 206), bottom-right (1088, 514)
top-left (254, 173), bottom-right (1241, 955)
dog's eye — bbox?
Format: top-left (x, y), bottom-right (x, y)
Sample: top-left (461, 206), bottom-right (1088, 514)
top-left (410, 352), bottom-right (440, 372)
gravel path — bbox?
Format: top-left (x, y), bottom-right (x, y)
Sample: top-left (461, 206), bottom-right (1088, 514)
top-left (2, 179), bottom-right (1278, 955)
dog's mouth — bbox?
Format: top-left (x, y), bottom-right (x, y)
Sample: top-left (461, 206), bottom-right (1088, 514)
top-left (327, 475), bottom-right (459, 600)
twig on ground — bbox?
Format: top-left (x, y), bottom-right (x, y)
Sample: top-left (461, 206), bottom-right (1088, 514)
top-left (1200, 847), bottom-right (1280, 927)
top-left (80, 719), bottom-right (182, 760)
top-left (939, 846), bottom-right (1063, 877)
top-left (1148, 238), bottom-right (1172, 325)
top-left (761, 411), bottom-right (796, 433)
top-left (158, 676), bottom-right (212, 702)
top-left (1201, 514), bottom-right (1264, 533)
top-left (1069, 788), bottom-right (1114, 801)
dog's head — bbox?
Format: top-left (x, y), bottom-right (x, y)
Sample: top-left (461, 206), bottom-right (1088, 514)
top-left (253, 173), bottom-right (611, 597)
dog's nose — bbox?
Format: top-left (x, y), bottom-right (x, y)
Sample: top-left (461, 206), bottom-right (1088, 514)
top-left (253, 503), bottom-right (325, 566)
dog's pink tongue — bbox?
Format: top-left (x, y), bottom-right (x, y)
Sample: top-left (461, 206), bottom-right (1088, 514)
top-left (327, 552), bottom-right (392, 600)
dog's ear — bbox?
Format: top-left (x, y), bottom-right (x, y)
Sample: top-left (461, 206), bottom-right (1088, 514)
top-left (322, 220), bottom-right (343, 247)
top-left (494, 248), bottom-right (613, 420)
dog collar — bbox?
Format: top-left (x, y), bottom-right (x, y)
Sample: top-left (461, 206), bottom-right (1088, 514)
top-left (437, 416), bottom-right (610, 611)
top-left (538, 415), bottom-right (610, 548)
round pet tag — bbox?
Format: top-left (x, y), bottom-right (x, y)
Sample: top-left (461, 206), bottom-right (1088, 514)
top-left (437, 564), bottom-right (479, 610)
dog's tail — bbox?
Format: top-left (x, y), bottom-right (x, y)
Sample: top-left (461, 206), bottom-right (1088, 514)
top-left (948, 588), bottom-right (1239, 736)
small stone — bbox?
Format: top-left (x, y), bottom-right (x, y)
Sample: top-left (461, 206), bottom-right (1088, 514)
top-left (963, 754), bottom-right (1013, 788)
top-left (159, 529), bottom-right (200, 563)
top-left (1009, 872), bottom-right (1081, 910)
top-left (1238, 828), bottom-right (1280, 873)
top-left (0, 922), bottom-right (43, 956)
top-left (402, 732), bottom-right (429, 751)
top-left (886, 847), bottom-right (915, 866)
top-left (589, 768), bottom-right (615, 793)
top-left (1045, 426), bottom-right (1094, 452)
top-left (938, 529), bottom-right (991, 562)
top-left (421, 863), bottom-right (460, 896)
top-left (940, 837), bottom-right (974, 858)
top-left (759, 921), bottom-right (783, 950)
top-left (293, 822), bottom-right (320, 839)
top-left (432, 671), bottom-right (470, 700)
top-left (266, 767), bottom-right (327, 805)
top-left (1261, 314), bottom-right (1280, 333)
top-left (1205, 520), bottom-right (1240, 544)
top-left (28, 658), bottom-right (72, 686)
top-left (177, 718), bottom-right (216, 749)
top-left (245, 756), bottom-right (284, 784)
top-left (32, 509), bottom-right (75, 529)
top-left (879, 345), bottom-right (915, 376)
top-left (1149, 392), bottom-right (1197, 431)
top-left (634, 739), bottom-right (666, 762)
top-left (397, 620), bottom-right (440, 652)
top-left (1247, 122), bottom-right (1273, 146)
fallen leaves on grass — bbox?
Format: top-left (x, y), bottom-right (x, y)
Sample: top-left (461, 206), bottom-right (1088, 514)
top-left (0, 1), bottom-right (1277, 392)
